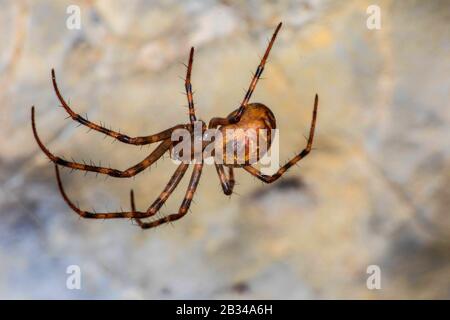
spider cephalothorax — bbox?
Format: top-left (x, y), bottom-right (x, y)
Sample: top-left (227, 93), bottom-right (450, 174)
top-left (31, 22), bottom-right (319, 229)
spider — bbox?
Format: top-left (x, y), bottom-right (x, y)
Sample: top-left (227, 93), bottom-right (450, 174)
top-left (31, 22), bottom-right (319, 229)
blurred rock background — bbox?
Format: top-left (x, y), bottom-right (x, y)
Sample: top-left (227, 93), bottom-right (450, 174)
top-left (0, 0), bottom-right (449, 299)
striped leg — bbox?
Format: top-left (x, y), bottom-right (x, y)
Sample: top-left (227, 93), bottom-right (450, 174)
top-left (54, 164), bottom-right (149, 219)
top-left (131, 162), bottom-right (190, 226)
top-left (130, 189), bottom-right (136, 212)
top-left (208, 116), bottom-right (232, 129)
top-left (244, 94), bottom-right (318, 183)
top-left (32, 107), bottom-right (171, 177)
top-left (215, 164), bottom-right (235, 195)
top-left (232, 22), bottom-right (282, 122)
top-left (137, 162), bottom-right (203, 229)
top-left (184, 47), bottom-right (197, 124)
top-left (51, 69), bottom-right (189, 145)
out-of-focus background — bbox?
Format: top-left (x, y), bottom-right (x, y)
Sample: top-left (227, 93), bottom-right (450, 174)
top-left (0, 0), bottom-right (449, 299)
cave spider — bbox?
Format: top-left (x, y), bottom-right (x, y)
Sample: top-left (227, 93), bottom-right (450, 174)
top-left (31, 22), bottom-right (319, 229)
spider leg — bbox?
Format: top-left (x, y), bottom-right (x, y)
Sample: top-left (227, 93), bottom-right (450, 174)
top-left (215, 164), bottom-right (235, 195)
top-left (137, 162), bottom-right (203, 229)
top-left (207, 23), bottom-right (282, 129)
top-left (51, 69), bottom-right (189, 145)
top-left (130, 189), bottom-right (136, 212)
top-left (232, 22), bottom-right (282, 122)
top-left (32, 107), bottom-right (171, 177)
top-left (54, 164), bottom-right (148, 219)
top-left (208, 116), bottom-right (232, 129)
top-left (132, 162), bottom-right (189, 226)
top-left (244, 94), bottom-right (318, 183)
top-left (184, 47), bottom-right (197, 124)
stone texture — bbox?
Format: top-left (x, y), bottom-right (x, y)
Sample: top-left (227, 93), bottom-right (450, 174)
top-left (0, 0), bottom-right (449, 299)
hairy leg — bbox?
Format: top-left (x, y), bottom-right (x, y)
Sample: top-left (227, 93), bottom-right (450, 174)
top-left (54, 164), bottom-right (149, 219)
top-left (208, 23), bottom-right (282, 128)
top-left (215, 164), bottom-right (235, 195)
top-left (32, 107), bottom-right (171, 177)
top-left (244, 94), bottom-right (318, 183)
top-left (137, 162), bottom-right (203, 229)
top-left (232, 22), bottom-right (282, 122)
top-left (131, 162), bottom-right (190, 226)
top-left (208, 116), bottom-right (233, 129)
top-left (51, 69), bottom-right (189, 145)
top-left (184, 48), bottom-right (197, 124)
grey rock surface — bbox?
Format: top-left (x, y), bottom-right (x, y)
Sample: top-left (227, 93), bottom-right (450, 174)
top-left (0, 0), bottom-right (449, 299)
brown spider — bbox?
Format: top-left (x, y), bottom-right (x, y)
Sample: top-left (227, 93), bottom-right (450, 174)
top-left (31, 22), bottom-right (319, 229)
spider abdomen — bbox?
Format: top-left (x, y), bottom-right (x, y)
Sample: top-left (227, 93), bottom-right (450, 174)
top-left (218, 103), bottom-right (277, 167)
